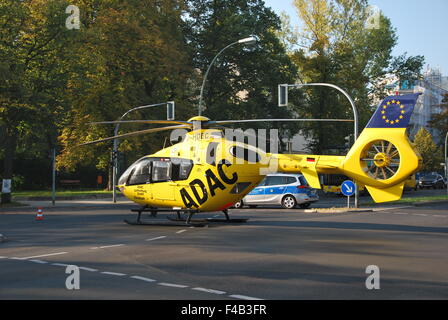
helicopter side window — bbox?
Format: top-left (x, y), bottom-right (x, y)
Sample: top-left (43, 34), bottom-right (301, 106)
top-left (171, 159), bottom-right (193, 181)
top-left (127, 159), bottom-right (152, 185)
top-left (152, 160), bottom-right (171, 182)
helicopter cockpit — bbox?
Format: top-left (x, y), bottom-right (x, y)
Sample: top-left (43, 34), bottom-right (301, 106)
top-left (118, 157), bottom-right (193, 186)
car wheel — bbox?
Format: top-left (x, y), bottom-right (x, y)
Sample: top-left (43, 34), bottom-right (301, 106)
top-left (281, 195), bottom-right (297, 209)
top-left (233, 200), bottom-right (243, 209)
top-left (299, 202), bottom-right (311, 209)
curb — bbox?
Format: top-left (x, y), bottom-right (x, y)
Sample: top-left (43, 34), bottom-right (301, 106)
top-left (304, 208), bottom-right (374, 213)
top-left (413, 200), bottom-right (448, 207)
top-left (14, 194), bottom-right (122, 201)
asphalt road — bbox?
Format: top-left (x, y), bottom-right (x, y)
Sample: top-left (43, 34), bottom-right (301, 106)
top-left (1, 199), bottom-right (447, 300)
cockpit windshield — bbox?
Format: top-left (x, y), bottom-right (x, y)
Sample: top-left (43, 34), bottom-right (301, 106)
top-left (118, 157), bottom-right (193, 186)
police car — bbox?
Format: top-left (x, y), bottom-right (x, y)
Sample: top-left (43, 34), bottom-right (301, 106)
top-left (233, 173), bottom-right (319, 209)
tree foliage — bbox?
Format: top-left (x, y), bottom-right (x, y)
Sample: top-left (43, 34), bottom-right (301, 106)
top-left (413, 127), bottom-right (444, 172)
top-left (282, 0), bottom-right (423, 154)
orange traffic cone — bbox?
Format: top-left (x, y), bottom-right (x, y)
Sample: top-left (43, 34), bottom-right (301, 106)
top-left (35, 207), bottom-right (44, 221)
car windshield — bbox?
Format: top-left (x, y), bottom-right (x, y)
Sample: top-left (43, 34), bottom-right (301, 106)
top-left (423, 175), bottom-right (437, 180)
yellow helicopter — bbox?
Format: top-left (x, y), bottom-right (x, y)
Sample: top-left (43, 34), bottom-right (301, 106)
top-left (81, 93), bottom-right (422, 225)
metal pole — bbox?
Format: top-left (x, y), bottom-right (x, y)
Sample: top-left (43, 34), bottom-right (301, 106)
top-left (198, 41), bottom-right (239, 116)
top-left (287, 83), bottom-right (359, 207)
top-left (445, 131), bottom-right (448, 197)
top-left (112, 102), bottom-right (172, 203)
top-left (52, 148), bottom-right (56, 206)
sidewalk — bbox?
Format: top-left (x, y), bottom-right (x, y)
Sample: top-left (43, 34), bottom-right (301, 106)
top-left (1, 196), bottom-right (135, 211)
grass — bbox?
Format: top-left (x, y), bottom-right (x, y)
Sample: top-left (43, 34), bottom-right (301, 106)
top-left (361, 194), bottom-right (448, 206)
top-left (0, 201), bottom-right (28, 208)
top-left (394, 195), bottom-right (448, 204)
top-left (11, 189), bottom-right (113, 198)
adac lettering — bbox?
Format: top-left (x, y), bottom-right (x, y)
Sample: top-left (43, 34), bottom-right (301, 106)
top-left (179, 161), bottom-right (238, 208)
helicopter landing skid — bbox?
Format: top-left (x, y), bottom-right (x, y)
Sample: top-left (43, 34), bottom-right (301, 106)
top-left (125, 206), bottom-right (206, 227)
top-left (168, 209), bottom-right (248, 224)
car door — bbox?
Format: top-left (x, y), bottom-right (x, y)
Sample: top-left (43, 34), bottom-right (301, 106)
top-left (244, 177), bottom-right (267, 204)
top-left (263, 176), bottom-right (287, 204)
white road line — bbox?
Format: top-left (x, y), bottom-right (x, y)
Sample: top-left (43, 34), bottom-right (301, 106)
top-left (19, 252), bottom-right (68, 260)
top-left (413, 214), bottom-right (428, 216)
top-left (393, 213), bottom-right (409, 215)
top-left (176, 229), bottom-right (187, 234)
top-left (146, 236), bottom-right (167, 241)
top-left (79, 267), bottom-right (98, 272)
top-left (158, 282), bottom-right (188, 288)
top-left (130, 275), bottom-right (157, 282)
top-left (0, 256), bottom-right (7, 259)
top-left (29, 259), bottom-right (48, 264)
top-left (229, 294), bottom-right (263, 300)
top-left (433, 215), bottom-right (446, 217)
top-left (101, 271), bottom-right (127, 276)
top-left (52, 263), bottom-right (70, 267)
top-left (10, 257), bottom-right (27, 260)
top-left (192, 287), bottom-right (226, 295)
top-left (91, 244), bottom-right (125, 250)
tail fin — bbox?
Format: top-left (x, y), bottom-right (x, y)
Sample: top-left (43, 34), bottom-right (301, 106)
top-left (273, 93), bottom-right (422, 203)
top-left (341, 93), bottom-right (422, 202)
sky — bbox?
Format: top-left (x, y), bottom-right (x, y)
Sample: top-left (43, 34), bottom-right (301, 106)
top-left (263, 0), bottom-right (448, 75)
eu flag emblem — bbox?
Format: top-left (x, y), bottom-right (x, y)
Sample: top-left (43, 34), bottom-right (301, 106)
top-left (366, 93), bottom-right (421, 128)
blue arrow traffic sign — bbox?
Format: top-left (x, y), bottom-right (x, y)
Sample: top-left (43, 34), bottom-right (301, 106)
top-left (341, 180), bottom-right (355, 197)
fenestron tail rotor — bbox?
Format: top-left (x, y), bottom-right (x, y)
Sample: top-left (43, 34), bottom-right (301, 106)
top-left (360, 140), bottom-right (400, 180)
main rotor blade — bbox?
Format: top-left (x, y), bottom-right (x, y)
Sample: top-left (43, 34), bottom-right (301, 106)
top-left (90, 120), bottom-right (192, 126)
top-left (210, 118), bottom-right (354, 125)
top-left (78, 124), bottom-right (191, 146)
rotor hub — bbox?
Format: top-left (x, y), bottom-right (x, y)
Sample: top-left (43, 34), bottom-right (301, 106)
top-left (373, 152), bottom-right (390, 168)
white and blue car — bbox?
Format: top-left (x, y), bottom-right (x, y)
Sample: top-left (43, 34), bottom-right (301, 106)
top-left (233, 173), bottom-right (319, 209)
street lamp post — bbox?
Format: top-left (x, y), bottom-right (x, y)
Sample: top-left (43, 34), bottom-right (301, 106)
top-left (112, 102), bottom-right (174, 203)
top-left (445, 131), bottom-right (448, 196)
top-left (198, 36), bottom-right (258, 115)
top-left (278, 82), bottom-right (360, 207)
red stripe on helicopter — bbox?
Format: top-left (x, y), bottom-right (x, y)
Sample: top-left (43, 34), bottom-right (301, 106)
top-left (307, 157), bottom-right (315, 162)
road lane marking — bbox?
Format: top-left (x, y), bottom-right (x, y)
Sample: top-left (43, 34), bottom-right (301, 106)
top-left (192, 287), bottom-right (226, 295)
top-left (79, 267), bottom-right (98, 272)
top-left (176, 229), bottom-right (187, 234)
top-left (0, 256), bottom-right (7, 259)
top-left (146, 236), bottom-right (167, 241)
top-left (393, 213), bottom-right (409, 215)
top-left (434, 215), bottom-right (446, 217)
top-left (130, 275), bottom-right (157, 282)
top-left (29, 259), bottom-right (48, 264)
top-left (413, 214), bottom-right (428, 216)
top-left (101, 271), bottom-right (127, 276)
top-left (158, 282), bottom-right (188, 288)
top-left (52, 263), bottom-right (70, 267)
top-left (229, 294), bottom-right (263, 300)
top-left (19, 252), bottom-right (68, 260)
top-left (91, 244), bottom-right (125, 250)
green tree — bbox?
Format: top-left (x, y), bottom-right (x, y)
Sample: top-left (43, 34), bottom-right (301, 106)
top-left (0, 0), bottom-right (75, 202)
top-left (413, 127), bottom-right (444, 172)
top-left (286, 0), bottom-right (400, 154)
top-left (57, 0), bottom-right (193, 184)
top-left (428, 93), bottom-right (448, 139)
top-left (183, 0), bottom-right (304, 151)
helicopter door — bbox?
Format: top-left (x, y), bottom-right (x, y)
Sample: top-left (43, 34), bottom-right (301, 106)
top-left (150, 159), bottom-right (175, 201)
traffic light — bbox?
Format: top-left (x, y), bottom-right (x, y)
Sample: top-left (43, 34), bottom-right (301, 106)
top-left (278, 84), bottom-right (288, 107)
top-left (344, 134), bottom-right (353, 150)
top-left (167, 101), bottom-right (175, 120)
